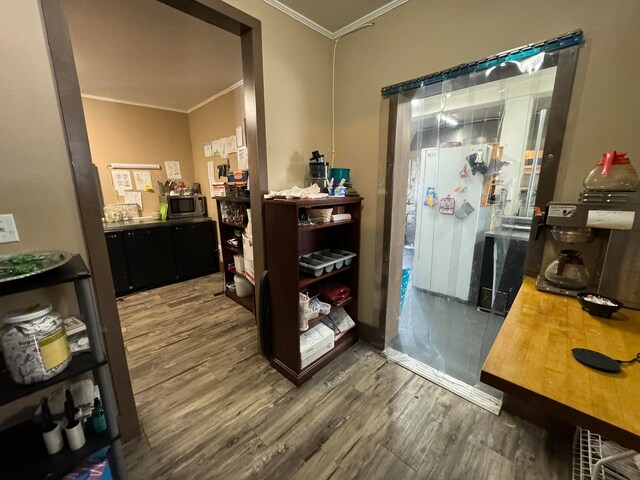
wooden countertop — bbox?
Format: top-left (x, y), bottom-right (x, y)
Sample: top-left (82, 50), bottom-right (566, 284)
top-left (481, 276), bottom-right (640, 450)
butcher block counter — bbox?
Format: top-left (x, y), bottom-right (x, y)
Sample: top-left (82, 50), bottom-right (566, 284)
top-left (481, 276), bottom-right (640, 451)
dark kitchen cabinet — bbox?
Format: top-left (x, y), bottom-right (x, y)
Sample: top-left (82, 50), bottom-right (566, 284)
top-left (104, 231), bottom-right (131, 295)
top-left (172, 222), bottom-right (218, 279)
top-left (105, 219), bottom-right (219, 296)
top-left (124, 227), bottom-right (177, 289)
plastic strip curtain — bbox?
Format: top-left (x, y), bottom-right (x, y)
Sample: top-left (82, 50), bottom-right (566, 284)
top-left (387, 48), bottom-right (560, 405)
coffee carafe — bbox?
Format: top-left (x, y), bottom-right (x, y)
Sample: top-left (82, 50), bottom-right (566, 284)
top-left (544, 249), bottom-right (589, 290)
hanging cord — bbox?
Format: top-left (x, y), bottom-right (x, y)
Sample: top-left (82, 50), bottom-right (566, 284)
top-left (330, 23), bottom-right (374, 168)
top-left (614, 353), bottom-right (640, 364)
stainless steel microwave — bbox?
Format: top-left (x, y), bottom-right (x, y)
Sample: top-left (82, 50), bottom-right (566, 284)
top-left (160, 195), bottom-right (207, 218)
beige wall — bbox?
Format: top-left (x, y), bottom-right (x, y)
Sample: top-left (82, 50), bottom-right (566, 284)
top-left (82, 98), bottom-right (195, 217)
top-left (0, 1), bottom-right (85, 258)
top-left (205, 0), bottom-right (333, 190)
top-left (333, 0), bottom-right (640, 328)
top-left (0, 0), bottom-right (87, 427)
top-left (187, 85), bottom-right (245, 228)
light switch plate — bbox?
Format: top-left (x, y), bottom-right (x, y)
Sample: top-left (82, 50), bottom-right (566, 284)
top-left (0, 214), bottom-right (20, 243)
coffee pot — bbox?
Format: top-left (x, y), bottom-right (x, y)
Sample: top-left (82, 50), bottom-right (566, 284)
top-left (544, 249), bottom-right (589, 290)
top-left (584, 150), bottom-right (638, 191)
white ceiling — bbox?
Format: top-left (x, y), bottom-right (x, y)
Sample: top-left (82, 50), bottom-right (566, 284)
top-left (63, 0), bottom-right (243, 112)
top-left (263, 0), bottom-right (410, 38)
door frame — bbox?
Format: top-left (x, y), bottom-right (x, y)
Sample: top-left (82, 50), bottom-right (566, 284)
top-left (39, 0), bottom-right (268, 441)
top-left (378, 45), bottom-right (580, 345)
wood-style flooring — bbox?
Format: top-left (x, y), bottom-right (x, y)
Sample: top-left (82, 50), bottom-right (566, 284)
top-left (119, 274), bottom-right (572, 479)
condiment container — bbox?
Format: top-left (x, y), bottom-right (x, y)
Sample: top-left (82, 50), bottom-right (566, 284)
top-left (583, 150), bottom-right (638, 191)
top-left (0, 304), bottom-right (71, 385)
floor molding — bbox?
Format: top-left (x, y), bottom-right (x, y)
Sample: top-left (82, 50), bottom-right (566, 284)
top-left (382, 347), bottom-right (502, 415)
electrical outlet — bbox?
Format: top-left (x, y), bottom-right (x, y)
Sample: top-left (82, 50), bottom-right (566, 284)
top-left (0, 214), bottom-right (20, 243)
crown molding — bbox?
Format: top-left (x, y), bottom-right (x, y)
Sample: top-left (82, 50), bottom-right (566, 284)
top-left (262, 0), bottom-right (410, 40)
top-left (186, 80), bottom-right (244, 113)
top-left (80, 80), bottom-right (244, 114)
top-left (262, 0), bottom-right (333, 38)
top-left (80, 94), bottom-right (188, 113)
top-left (332, 0), bottom-right (409, 39)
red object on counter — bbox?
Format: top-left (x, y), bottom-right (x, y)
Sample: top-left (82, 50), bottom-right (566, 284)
top-left (314, 282), bottom-right (350, 304)
top-left (598, 150), bottom-right (630, 176)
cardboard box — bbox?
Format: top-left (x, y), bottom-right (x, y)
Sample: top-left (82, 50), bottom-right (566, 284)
top-left (300, 323), bottom-right (335, 368)
top-left (242, 231), bottom-right (255, 285)
top-left (210, 182), bottom-right (226, 197)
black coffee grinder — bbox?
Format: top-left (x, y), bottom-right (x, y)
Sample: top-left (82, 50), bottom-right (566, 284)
top-left (305, 150), bottom-right (330, 192)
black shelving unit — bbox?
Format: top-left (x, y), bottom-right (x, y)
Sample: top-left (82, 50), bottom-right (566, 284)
top-left (0, 255), bottom-right (125, 479)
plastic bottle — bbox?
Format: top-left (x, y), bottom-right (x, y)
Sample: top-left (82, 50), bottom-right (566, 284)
top-left (91, 397), bottom-right (107, 433)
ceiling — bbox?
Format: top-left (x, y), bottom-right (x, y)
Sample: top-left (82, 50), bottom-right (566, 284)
top-left (63, 0), bottom-right (242, 112)
top-left (264, 0), bottom-right (409, 38)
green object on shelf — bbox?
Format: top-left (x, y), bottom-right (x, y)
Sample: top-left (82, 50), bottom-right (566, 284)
top-left (159, 203), bottom-right (168, 220)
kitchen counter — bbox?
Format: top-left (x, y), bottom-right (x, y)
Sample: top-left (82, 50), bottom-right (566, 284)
top-left (481, 276), bottom-right (640, 450)
top-left (103, 216), bottom-right (212, 233)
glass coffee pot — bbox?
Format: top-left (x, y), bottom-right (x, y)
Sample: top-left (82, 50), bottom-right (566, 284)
top-left (584, 150), bottom-right (638, 191)
top-left (544, 249), bottom-right (589, 290)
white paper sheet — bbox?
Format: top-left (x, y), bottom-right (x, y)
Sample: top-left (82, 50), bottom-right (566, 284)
top-left (124, 191), bottom-right (143, 210)
top-left (111, 170), bottom-right (133, 191)
top-left (204, 142), bottom-right (213, 158)
top-left (587, 210), bottom-right (635, 230)
top-left (207, 161), bottom-right (216, 180)
top-left (133, 171), bottom-right (152, 191)
top-left (237, 146), bottom-right (249, 170)
top-left (236, 126), bottom-right (244, 147)
top-left (226, 135), bottom-right (238, 154)
top-left (219, 139), bottom-right (227, 159)
top-left (211, 140), bottom-right (221, 157)
top-left (165, 161), bottom-right (182, 179)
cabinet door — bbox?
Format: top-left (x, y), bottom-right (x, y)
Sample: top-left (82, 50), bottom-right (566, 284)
top-left (124, 227), bottom-right (177, 289)
top-left (104, 232), bottom-right (131, 296)
top-left (172, 221), bottom-right (219, 279)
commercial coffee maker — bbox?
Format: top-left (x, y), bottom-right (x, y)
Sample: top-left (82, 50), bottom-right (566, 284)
top-left (527, 191), bottom-right (640, 309)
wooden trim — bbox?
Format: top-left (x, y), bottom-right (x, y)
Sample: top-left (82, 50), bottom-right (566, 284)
top-left (40, 0), bottom-right (270, 443)
top-left (39, 0), bottom-right (140, 442)
top-left (379, 95), bottom-right (412, 345)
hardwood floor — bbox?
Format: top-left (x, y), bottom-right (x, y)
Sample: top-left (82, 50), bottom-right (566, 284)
top-left (119, 273), bottom-right (572, 479)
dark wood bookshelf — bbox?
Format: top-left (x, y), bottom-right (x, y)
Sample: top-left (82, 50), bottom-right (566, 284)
top-left (215, 198), bottom-right (255, 313)
top-left (265, 197), bottom-right (362, 386)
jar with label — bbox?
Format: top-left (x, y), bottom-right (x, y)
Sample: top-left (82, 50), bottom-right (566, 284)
top-left (1, 304), bottom-right (72, 385)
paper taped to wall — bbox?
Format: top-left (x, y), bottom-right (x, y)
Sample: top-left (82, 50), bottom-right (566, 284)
top-left (238, 146), bottom-right (249, 170)
top-left (586, 210), bottom-right (635, 230)
top-left (227, 135), bottom-right (238, 154)
top-left (207, 161), bottom-right (216, 181)
top-left (133, 171), bottom-right (152, 191)
top-left (204, 142), bottom-right (213, 158)
top-left (111, 170), bottom-right (132, 191)
top-left (165, 161), bottom-right (182, 179)
top-left (124, 191), bottom-right (142, 210)
top-left (236, 126), bottom-right (244, 147)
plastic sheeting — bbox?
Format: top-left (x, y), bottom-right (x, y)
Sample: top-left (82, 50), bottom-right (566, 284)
top-left (386, 51), bottom-right (559, 405)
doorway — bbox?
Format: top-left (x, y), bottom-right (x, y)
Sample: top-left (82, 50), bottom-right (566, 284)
top-left (380, 33), bottom-right (582, 411)
top-left (40, 0), bottom-right (268, 446)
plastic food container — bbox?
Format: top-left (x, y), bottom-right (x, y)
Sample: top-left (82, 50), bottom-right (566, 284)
top-left (233, 254), bottom-right (245, 273)
top-left (0, 304), bottom-right (71, 385)
top-left (234, 275), bottom-right (253, 298)
top-left (299, 249), bottom-right (357, 277)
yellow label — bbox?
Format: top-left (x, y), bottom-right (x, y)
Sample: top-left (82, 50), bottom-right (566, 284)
top-left (38, 329), bottom-right (71, 370)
